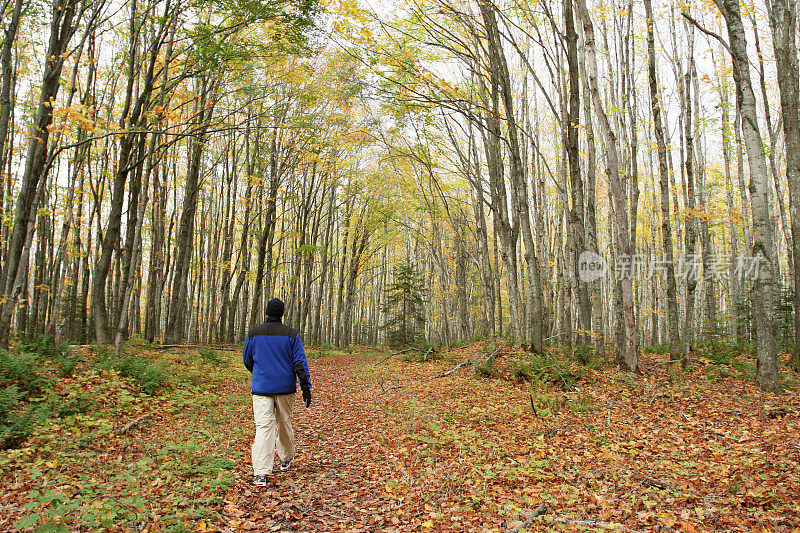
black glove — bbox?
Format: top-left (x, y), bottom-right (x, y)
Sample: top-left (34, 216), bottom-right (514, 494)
top-left (294, 362), bottom-right (311, 408)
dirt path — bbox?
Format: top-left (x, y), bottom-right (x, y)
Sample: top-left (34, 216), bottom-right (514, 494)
top-left (224, 354), bottom-right (410, 532)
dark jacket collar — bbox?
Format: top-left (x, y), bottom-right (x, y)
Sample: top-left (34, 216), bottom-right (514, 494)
top-left (266, 316), bottom-right (282, 323)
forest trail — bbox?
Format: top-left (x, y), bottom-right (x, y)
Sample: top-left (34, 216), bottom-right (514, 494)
top-left (218, 346), bottom-right (800, 533)
top-left (226, 353), bottom-right (396, 532)
top-left (2, 343), bottom-right (799, 531)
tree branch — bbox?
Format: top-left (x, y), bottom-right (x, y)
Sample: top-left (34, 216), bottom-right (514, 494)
top-left (506, 503), bottom-right (547, 533)
top-left (681, 11), bottom-right (731, 54)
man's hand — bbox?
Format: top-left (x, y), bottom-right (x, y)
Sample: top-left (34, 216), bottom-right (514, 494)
top-left (302, 387), bottom-right (312, 408)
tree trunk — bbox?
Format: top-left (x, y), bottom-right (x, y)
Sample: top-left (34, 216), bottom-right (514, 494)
top-left (164, 79), bottom-right (213, 343)
top-left (577, 0), bottom-right (639, 372)
top-left (714, 0), bottom-right (780, 391)
top-left (644, 0), bottom-right (680, 361)
top-left (0, 0), bottom-right (80, 346)
top-left (480, 2), bottom-right (542, 351)
top-left (767, 0), bottom-right (800, 369)
top-left (564, 0), bottom-right (591, 348)
top-left (682, 22), bottom-right (698, 367)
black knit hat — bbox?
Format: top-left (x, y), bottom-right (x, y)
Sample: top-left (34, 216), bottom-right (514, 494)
top-left (266, 297), bottom-right (285, 318)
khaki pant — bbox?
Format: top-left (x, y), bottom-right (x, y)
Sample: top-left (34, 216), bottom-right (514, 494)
top-left (251, 393), bottom-right (295, 475)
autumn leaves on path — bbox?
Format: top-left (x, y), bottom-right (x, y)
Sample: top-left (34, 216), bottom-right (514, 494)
top-left (227, 354), bottom-right (403, 531)
top-left (224, 347), bottom-right (800, 532)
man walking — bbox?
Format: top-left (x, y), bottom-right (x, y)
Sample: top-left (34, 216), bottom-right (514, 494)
top-left (243, 297), bottom-right (312, 486)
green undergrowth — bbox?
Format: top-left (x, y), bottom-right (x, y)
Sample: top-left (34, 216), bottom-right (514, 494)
top-left (309, 343), bottom-right (352, 359)
top-left (509, 352), bottom-right (587, 391)
top-left (0, 337), bottom-right (248, 532)
top-left (401, 348), bottom-right (442, 363)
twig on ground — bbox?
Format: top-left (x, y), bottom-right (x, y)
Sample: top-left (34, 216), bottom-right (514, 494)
top-left (118, 414), bottom-right (152, 435)
top-left (505, 502), bottom-right (547, 533)
top-left (539, 423), bottom-right (595, 437)
top-left (550, 517), bottom-right (643, 533)
top-left (636, 475), bottom-right (683, 495)
top-left (377, 360), bottom-right (473, 395)
top-left (472, 347), bottom-right (502, 371)
top-left (591, 465), bottom-right (688, 496)
top-left (370, 348), bottom-right (415, 369)
top-left (200, 429), bottom-right (217, 447)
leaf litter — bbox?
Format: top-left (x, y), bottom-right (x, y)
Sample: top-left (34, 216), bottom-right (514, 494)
top-left (1, 343), bottom-right (799, 532)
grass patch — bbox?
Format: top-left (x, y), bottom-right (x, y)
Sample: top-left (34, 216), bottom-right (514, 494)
top-left (567, 394), bottom-right (595, 412)
top-left (1, 341), bottom-right (248, 531)
top-left (642, 343), bottom-right (670, 354)
top-left (197, 347), bottom-right (225, 366)
top-left (114, 355), bottom-right (170, 394)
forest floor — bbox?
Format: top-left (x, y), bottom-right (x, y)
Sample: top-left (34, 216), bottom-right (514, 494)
top-left (1, 340), bottom-right (800, 532)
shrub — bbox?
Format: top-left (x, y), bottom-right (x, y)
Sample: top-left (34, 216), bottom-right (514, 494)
top-left (731, 359), bottom-right (756, 381)
top-left (474, 356), bottom-right (500, 378)
top-left (401, 348), bottom-right (441, 363)
top-left (1, 404), bottom-right (46, 450)
top-left (538, 394), bottom-right (561, 414)
top-left (567, 394), bottom-right (595, 412)
top-left (0, 350), bottom-right (50, 394)
top-left (695, 341), bottom-right (753, 365)
top-left (53, 393), bottom-right (95, 418)
top-left (617, 372), bottom-right (640, 389)
top-left (15, 334), bottom-right (63, 360)
top-left (122, 334), bottom-right (154, 349)
top-left (0, 385), bottom-right (22, 420)
top-left (197, 348), bottom-right (225, 366)
top-left (569, 346), bottom-right (593, 366)
top-left (641, 343), bottom-right (670, 354)
top-left (115, 356), bottom-right (169, 394)
top-left (15, 334), bottom-right (78, 377)
top-left (512, 353), bottom-right (584, 391)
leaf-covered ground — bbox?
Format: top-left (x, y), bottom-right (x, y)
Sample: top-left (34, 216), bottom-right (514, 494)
top-left (2, 342), bottom-right (799, 532)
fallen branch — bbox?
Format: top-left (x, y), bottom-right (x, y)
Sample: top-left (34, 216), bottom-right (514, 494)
top-left (119, 414), bottom-right (152, 435)
top-left (506, 503), bottom-right (547, 532)
top-left (504, 502), bottom-right (643, 533)
top-left (473, 347), bottom-right (502, 371)
top-left (438, 360), bottom-right (472, 377)
top-left (636, 475), bottom-right (683, 494)
top-left (378, 360), bottom-right (473, 395)
top-left (551, 517), bottom-right (643, 533)
top-left (370, 348), bottom-right (415, 369)
top-left (156, 344), bottom-right (239, 352)
top-left (646, 357), bottom-right (701, 368)
top-left (421, 346), bottom-right (434, 361)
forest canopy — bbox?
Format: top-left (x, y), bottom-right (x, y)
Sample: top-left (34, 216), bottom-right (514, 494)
top-left (1, 0), bottom-right (799, 392)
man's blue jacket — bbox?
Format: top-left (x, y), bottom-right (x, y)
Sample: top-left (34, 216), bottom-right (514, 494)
top-left (243, 317), bottom-right (312, 395)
